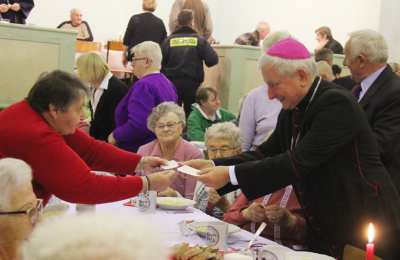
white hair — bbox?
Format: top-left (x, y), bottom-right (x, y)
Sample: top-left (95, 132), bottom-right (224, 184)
top-left (70, 8), bottom-right (81, 15)
top-left (147, 102), bottom-right (186, 132)
top-left (316, 61), bottom-right (334, 81)
top-left (205, 122), bottom-right (242, 149)
top-left (261, 31), bottom-right (292, 53)
top-left (258, 53), bottom-right (318, 79)
top-left (256, 21), bottom-right (270, 31)
top-left (131, 41), bottom-right (162, 70)
top-left (0, 158), bottom-right (32, 211)
top-left (348, 29), bottom-right (388, 64)
top-left (22, 213), bottom-right (167, 260)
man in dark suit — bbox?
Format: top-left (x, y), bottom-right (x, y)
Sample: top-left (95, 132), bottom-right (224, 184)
top-left (185, 38), bottom-right (400, 259)
top-left (343, 30), bottom-right (400, 192)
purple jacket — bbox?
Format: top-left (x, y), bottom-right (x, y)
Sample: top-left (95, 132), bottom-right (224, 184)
top-left (114, 73), bottom-right (177, 152)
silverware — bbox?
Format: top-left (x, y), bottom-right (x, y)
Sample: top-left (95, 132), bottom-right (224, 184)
top-left (247, 222), bottom-right (267, 249)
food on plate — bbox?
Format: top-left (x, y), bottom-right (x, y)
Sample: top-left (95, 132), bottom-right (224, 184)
top-left (171, 243), bottom-right (223, 260)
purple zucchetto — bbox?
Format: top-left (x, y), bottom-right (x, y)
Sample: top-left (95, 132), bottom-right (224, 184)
top-left (266, 38), bottom-right (311, 59)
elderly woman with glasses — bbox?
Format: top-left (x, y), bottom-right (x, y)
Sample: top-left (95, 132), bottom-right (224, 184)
top-left (108, 41), bottom-right (178, 152)
top-left (0, 158), bottom-right (42, 260)
top-left (137, 102), bottom-right (203, 199)
top-left (193, 122), bottom-right (241, 218)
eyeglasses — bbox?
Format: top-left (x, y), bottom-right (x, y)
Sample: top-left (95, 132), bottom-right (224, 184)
top-left (131, 57), bottom-right (147, 64)
top-left (207, 146), bottom-right (237, 154)
top-left (0, 198), bottom-right (43, 224)
top-left (155, 121), bottom-right (181, 130)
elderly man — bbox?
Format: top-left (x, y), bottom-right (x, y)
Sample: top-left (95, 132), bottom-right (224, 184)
top-left (0, 158), bottom-right (40, 260)
top-left (235, 21), bottom-right (270, 46)
top-left (0, 0), bottom-right (34, 24)
top-left (186, 38), bottom-right (400, 259)
top-left (57, 8), bottom-right (93, 41)
top-left (343, 29), bottom-right (400, 193)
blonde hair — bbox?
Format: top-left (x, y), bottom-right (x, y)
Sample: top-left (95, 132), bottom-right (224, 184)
top-left (316, 61), bottom-right (334, 81)
top-left (76, 52), bottom-right (110, 84)
top-left (143, 0), bottom-right (157, 12)
top-left (22, 214), bottom-right (167, 260)
top-left (0, 158), bottom-right (32, 211)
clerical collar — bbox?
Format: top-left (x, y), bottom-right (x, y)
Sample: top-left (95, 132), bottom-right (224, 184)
top-left (295, 77), bottom-right (322, 112)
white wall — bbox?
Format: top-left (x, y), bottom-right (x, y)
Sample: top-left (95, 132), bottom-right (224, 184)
top-left (29, 0), bottom-right (400, 58)
top-left (379, 0), bottom-right (400, 62)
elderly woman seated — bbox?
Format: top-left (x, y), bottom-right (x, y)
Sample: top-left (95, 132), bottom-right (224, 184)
top-left (22, 213), bottom-right (167, 260)
top-left (193, 122), bottom-right (241, 218)
top-left (109, 41), bottom-right (178, 152)
top-left (138, 102), bottom-right (203, 199)
top-left (76, 52), bottom-right (128, 142)
top-left (0, 158), bottom-right (41, 260)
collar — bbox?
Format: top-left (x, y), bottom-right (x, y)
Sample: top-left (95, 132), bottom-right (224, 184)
top-left (92, 72), bottom-right (112, 91)
top-left (193, 103), bottom-right (221, 121)
top-left (153, 139), bottom-right (184, 159)
top-left (173, 26), bottom-right (197, 34)
top-left (295, 77), bottom-right (322, 112)
top-left (360, 65), bottom-right (386, 95)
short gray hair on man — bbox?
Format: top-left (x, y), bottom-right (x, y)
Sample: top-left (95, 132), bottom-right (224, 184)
top-left (259, 52), bottom-right (318, 79)
top-left (204, 122), bottom-right (241, 149)
top-left (130, 41), bottom-right (162, 70)
top-left (22, 213), bottom-right (167, 260)
top-left (0, 158), bottom-right (32, 211)
top-left (261, 31), bottom-right (291, 53)
top-left (70, 8), bottom-right (81, 15)
top-left (147, 102), bottom-right (186, 132)
top-left (348, 29), bottom-right (388, 64)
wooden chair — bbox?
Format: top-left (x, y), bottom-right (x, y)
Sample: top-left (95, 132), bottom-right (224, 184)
top-left (75, 41), bottom-right (102, 53)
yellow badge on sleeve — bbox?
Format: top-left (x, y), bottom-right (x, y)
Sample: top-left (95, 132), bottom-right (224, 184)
top-left (170, 37), bottom-right (198, 47)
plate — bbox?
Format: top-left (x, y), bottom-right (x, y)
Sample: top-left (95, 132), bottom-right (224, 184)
top-left (188, 222), bottom-right (241, 235)
top-left (157, 197), bottom-right (196, 210)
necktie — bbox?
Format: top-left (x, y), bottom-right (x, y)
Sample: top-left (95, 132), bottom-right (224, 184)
top-left (351, 84), bottom-right (362, 101)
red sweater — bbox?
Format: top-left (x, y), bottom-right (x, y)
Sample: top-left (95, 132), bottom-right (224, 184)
top-left (0, 101), bottom-right (143, 204)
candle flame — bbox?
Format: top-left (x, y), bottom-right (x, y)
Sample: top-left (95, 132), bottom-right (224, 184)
top-left (367, 223), bottom-right (375, 243)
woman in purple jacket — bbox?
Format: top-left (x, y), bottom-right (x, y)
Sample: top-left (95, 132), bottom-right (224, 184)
top-left (108, 41), bottom-right (177, 152)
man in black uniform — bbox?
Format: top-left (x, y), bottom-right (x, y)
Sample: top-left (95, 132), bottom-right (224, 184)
top-left (161, 9), bottom-right (218, 117)
top-left (185, 38), bottom-right (400, 259)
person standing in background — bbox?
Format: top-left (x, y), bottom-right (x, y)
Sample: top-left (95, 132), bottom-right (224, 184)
top-left (162, 9), bottom-right (218, 117)
top-left (235, 21), bottom-right (270, 47)
top-left (122, 0), bottom-right (167, 66)
top-left (169, 0), bottom-right (213, 42)
top-left (57, 9), bottom-right (93, 41)
top-left (0, 0), bottom-right (34, 24)
top-left (315, 26), bottom-right (343, 54)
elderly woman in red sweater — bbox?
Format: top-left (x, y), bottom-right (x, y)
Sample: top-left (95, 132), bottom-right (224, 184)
top-left (0, 70), bottom-right (175, 205)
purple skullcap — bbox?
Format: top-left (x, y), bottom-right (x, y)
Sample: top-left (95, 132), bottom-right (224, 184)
top-left (266, 38), bottom-right (311, 59)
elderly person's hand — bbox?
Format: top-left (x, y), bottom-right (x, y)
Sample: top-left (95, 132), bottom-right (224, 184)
top-left (144, 170), bottom-right (176, 192)
top-left (182, 159), bottom-right (214, 170)
top-left (158, 187), bottom-right (178, 197)
top-left (242, 202), bottom-right (266, 223)
top-left (137, 156), bottom-right (168, 173)
top-left (0, 4), bottom-right (9, 13)
top-left (107, 132), bottom-right (117, 145)
top-left (264, 204), bottom-right (297, 227)
top-left (10, 3), bottom-right (21, 11)
top-left (196, 166), bottom-right (230, 189)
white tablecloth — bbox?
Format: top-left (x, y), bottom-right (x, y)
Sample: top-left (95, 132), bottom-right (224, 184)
top-left (63, 200), bottom-right (287, 251)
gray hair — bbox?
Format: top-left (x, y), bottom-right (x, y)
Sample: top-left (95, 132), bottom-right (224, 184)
top-left (22, 213), bottom-right (167, 260)
top-left (348, 29), bottom-right (388, 64)
top-left (70, 8), bottom-right (81, 15)
top-left (130, 41), bottom-right (162, 70)
top-left (147, 102), bottom-right (186, 132)
top-left (0, 158), bottom-right (32, 211)
top-left (261, 31), bottom-right (291, 53)
top-left (259, 53), bottom-right (318, 79)
top-left (204, 122), bottom-right (241, 149)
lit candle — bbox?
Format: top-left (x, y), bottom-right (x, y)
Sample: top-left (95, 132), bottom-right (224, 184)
top-left (366, 223), bottom-right (375, 260)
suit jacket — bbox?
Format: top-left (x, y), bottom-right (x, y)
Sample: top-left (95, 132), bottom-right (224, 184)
top-left (89, 76), bottom-right (128, 142)
top-left (215, 78), bottom-right (400, 259)
top-left (359, 66), bottom-right (400, 192)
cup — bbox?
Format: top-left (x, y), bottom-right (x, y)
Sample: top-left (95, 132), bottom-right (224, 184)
top-left (202, 221), bottom-right (228, 250)
top-left (137, 190), bottom-right (157, 213)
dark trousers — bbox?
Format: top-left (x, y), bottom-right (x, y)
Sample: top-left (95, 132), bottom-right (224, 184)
top-left (171, 78), bottom-right (201, 117)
